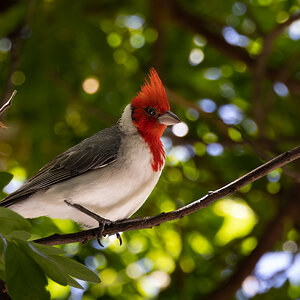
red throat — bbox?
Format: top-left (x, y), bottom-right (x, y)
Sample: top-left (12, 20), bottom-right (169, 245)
top-left (140, 126), bottom-right (166, 172)
top-left (131, 68), bottom-right (169, 172)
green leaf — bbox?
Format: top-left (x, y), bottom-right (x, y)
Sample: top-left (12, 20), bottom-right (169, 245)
top-left (20, 240), bottom-right (83, 289)
top-left (0, 208), bottom-right (31, 235)
top-left (50, 255), bottom-right (101, 283)
top-left (6, 230), bottom-right (31, 241)
top-left (0, 172), bottom-right (13, 191)
top-left (5, 241), bottom-right (50, 300)
top-left (31, 242), bottom-right (65, 255)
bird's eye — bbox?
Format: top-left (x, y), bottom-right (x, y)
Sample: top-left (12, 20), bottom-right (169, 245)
top-left (145, 106), bottom-right (157, 116)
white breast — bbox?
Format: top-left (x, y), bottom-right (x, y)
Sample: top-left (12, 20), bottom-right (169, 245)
top-left (11, 113), bottom-right (163, 227)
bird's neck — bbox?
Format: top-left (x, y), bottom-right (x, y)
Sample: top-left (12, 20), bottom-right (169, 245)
top-left (139, 131), bottom-right (165, 172)
top-left (118, 104), bottom-right (165, 172)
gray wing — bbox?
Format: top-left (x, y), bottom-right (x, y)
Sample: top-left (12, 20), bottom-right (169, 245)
top-left (1, 126), bottom-right (123, 207)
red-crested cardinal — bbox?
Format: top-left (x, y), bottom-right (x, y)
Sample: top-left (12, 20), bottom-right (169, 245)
top-left (1, 68), bottom-right (181, 229)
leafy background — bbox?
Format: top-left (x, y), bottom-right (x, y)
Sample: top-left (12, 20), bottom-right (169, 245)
top-left (1, 0), bottom-right (300, 299)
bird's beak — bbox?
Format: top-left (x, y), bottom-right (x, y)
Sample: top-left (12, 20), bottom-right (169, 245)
top-left (158, 110), bottom-right (181, 126)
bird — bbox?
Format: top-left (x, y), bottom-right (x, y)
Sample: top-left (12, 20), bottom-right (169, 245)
top-left (0, 68), bottom-right (181, 237)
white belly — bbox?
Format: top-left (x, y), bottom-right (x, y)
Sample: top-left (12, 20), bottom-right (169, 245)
top-left (11, 134), bottom-right (162, 228)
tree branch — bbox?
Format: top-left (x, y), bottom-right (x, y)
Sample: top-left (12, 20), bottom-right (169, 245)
top-left (0, 90), bottom-right (17, 115)
top-left (34, 144), bottom-right (300, 246)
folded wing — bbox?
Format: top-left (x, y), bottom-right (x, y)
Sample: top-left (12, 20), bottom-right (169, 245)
top-left (1, 126), bottom-right (123, 207)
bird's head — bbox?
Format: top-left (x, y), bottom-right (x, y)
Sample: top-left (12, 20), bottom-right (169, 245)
top-left (131, 68), bottom-right (181, 140)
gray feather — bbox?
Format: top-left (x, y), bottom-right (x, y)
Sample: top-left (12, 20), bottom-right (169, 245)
top-left (1, 125), bottom-right (123, 207)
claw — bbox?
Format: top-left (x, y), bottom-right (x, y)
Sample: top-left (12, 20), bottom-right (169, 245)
top-left (64, 200), bottom-right (123, 247)
top-left (96, 236), bottom-right (105, 247)
top-left (116, 232), bottom-right (122, 246)
top-left (96, 221), bottom-right (106, 247)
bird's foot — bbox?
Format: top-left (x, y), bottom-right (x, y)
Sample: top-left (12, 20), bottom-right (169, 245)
top-left (64, 200), bottom-right (122, 247)
top-left (116, 232), bottom-right (122, 246)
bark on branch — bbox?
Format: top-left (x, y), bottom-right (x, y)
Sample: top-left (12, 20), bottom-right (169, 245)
top-left (35, 144), bottom-right (300, 246)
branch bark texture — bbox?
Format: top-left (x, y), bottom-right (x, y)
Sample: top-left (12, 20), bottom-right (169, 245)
top-left (35, 145), bottom-right (300, 246)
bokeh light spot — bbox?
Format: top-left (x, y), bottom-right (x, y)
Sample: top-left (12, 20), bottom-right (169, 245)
top-left (179, 256), bottom-right (195, 273)
top-left (283, 240), bottom-right (297, 253)
top-left (241, 237), bottom-right (257, 255)
top-left (186, 108), bottom-right (199, 121)
top-left (130, 34), bottom-right (145, 48)
top-left (242, 19), bottom-right (256, 34)
top-left (188, 48), bottom-right (204, 66)
top-left (242, 276), bottom-right (259, 297)
top-left (273, 81), bottom-right (289, 97)
top-left (125, 15), bottom-right (144, 30)
top-left (242, 118), bottom-right (257, 135)
top-left (214, 198), bottom-right (256, 245)
top-left (202, 132), bottom-right (218, 144)
top-left (82, 77), bottom-right (100, 94)
top-left (194, 142), bottom-right (206, 156)
top-left (204, 67), bottom-right (222, 80)
top-left (267, 169), bottom-right (281, 182)
top-left (3, 166), bottom-right (26, 194)
top-left (223, 26), bottom-right (249, 47)
top-left (172, 122), bottom-right (189, 137)
top-left (168, 146), bottom-right (191, 163)
top-left (232, 2), bottom-right (247, 16)
top-left (267, 181), bottom-right (280, 194)
top-left (48, 279), bottom-right (70, 299)
top-left (220, 83), bottom-right (236, 99)
top-left (0, 38), bottom-right (12, 52)
top-left (11, 71), bottom-right (25, 85)
top-left (218, 104), bottom-right (243, 125)
top-left (198, 98), bottom-right (217, 113)
top-left (188, 232), bottom-right (214, 257)
top-left (113, 49), bottom-right (127, 64)
top-left (107, 32), bottom-right (122, 48)
top-left (289, 20), bottom-right (300, 40)
top-left (100, 268), bottom-right (118, 286)
top-left (126, 262), bottom-right (146, 279)
top-left (206, 143), bottom-right (223, 156)
top-left (228, 127), bottom-right (242, 142)
top-left (193, 35), bottom-right (207, 47)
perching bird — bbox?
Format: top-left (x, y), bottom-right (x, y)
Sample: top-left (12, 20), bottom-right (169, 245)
top-left (1, 68), bottom-right (180, 230)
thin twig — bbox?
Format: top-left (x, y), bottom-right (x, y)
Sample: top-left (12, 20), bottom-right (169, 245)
top-left (34, 144), bottom-right (300, 246)
top-left (0, 90), bottom-right (17, 115)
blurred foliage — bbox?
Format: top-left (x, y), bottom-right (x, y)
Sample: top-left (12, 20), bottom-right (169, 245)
top-left (0, 0), bottom-right (300, 299)
top-left (0, 207), bottom-right (100, 300)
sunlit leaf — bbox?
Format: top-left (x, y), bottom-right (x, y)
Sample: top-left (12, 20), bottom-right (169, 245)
top-left (50, 255), bottom-right (100, 283)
